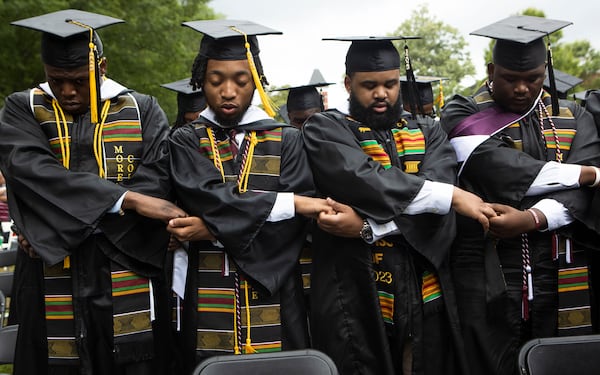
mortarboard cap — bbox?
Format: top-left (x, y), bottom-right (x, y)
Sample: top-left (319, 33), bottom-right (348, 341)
top-left (12, 9), bottom-right (124, 124)
top-left (573, 89), bottom-right (593, 107)
top-left (161, 78), bottom-right (206, 114)
top-left (543, 69), bottom-right (582, 99)
top-left (400, 76), bottom-right (447, 107)
top-left (471, 15), bottom-right (571, 71)
top-left (323, 36), bottom-right (420, 74)
top-left (271, 69), bottom-right (334, 111)
top-left (12, 9), bottom-right (124, 69)
top-left (183, 19), bottom-right (281, 60)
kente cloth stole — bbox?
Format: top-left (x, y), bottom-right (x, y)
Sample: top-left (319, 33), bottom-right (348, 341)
top-left (32, 88), bottom-right (143, 182)
top-left (43, 262), bottom-right (153, 362)
top-left (32, 89), bottom-right (151, 360)
top-left (193, 250), bottom-right (283, 355)
top-left (348, 120), bottom-right (426, 174)
top-left (190, 124), bottom-right (286, 354)
top-left (498, 99), bottom-right (590, 334)
top-left (195, 123), bottom-right (282, 190)
top-left (372, 239), bottom-right (442, 326)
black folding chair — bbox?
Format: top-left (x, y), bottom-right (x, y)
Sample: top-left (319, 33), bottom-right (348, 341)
top-left (193, 349), bottom-right (338, 375)
top-left (0, 249), bottom-right (16, 268)
top-left (0, 272), bottom-right (12, 300)
top-left (0, 290), bottom-right (5, 327)
top-left (0, 324), bottom-right (18, 364)
top-left (518, 334), bottom-right (600, 375)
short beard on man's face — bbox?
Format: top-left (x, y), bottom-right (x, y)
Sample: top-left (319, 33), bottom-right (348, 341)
top-left (212, 93), bottom-right (254, 128)
top-left (348, 92), bottom-right (402, 130)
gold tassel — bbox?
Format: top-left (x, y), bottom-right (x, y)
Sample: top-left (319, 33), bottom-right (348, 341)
top-left (67, 20), bottom-right (99, 124)
top-left (88, 38), bottom-right (99, 124)
top-left (434, 79), bottom-right (444, 109)
top-left (230, 27), bottom-right (278, 118)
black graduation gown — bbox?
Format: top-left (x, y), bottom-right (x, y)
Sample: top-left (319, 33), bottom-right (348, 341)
top-left (168, 114), bottom-right (312, 372)
top-left (0, 87), bottom-right (173, 375)
top-left (302, 110), bottom-right (467, 375)
top-left (441, 88), bottom-right (600, 375)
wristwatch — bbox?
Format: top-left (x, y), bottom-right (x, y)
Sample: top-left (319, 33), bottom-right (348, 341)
top-left (359, 219), bottom-right (374, 243)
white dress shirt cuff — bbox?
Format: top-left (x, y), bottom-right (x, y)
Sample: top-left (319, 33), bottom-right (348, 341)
top-left (107, 192), bottom-right (127, 213)
top-left (367, 218), bottom-right (400, 243)
top-left (526, 162), bottom-right (581, 196)
top-left (267, 192), bottom-right (295, 222)
top-left (403, 180), bottom-right (453, 215)
top-left (531, 198), bottom-right (574, 231)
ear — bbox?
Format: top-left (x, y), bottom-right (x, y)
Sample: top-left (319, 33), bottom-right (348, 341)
top-left (99, 57), bottom-right (108, 76)
top-left (486, 63), bottom-right (494, 82)
top-left (344, 75), bottom-right (351, 93)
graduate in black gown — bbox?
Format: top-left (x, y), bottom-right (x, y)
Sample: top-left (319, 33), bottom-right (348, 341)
top-left (271, 69), bottom-right (334, 128)
top-left (302, 36), bottom-right (496, 375)
top-left (0, 10), bottom-right (186, 375)
top-left (166, 20), bottom-right (331, 374)
top-left (440, 15), bottom-right (600, 375)
top-left (160, 78), bottom-right (206, 128)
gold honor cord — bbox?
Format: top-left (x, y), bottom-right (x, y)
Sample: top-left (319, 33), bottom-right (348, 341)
top-left (93, 100), bottom-right (112, 178)
top-left (237, 132), bottom-right (258, 193)
top-left (52, 99), bottom-right (71, 169)
top-left (207, 128), bottom-right (226, 182)
top-left (243, 280), bottom-right (257, 353)
top-left (66, 19), bottom-right (100, 124)
top-left (229, 26), bottom-right (278, 118)
top-left (207, 128), bottom-right (258, 193)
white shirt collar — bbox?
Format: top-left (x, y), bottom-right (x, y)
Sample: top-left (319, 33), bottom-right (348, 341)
top-left (200, 105), bottom-right (271, 127)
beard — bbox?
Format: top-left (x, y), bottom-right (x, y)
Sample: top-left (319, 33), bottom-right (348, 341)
top-left (348, 92), bottom-right (402, 130)
top-left (213, 92), bottom-right (255, 129)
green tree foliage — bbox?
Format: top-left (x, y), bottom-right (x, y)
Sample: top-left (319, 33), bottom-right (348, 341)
top-left (267, 86), bottom-right (291, 123)
top-left (481, 8), bottom-right (600, 96)
top-left (391, 4), bottom-right (476, 105)
top-left (0, 0), bottom-right (218, 124)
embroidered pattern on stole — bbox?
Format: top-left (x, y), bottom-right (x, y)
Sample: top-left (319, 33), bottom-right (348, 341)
top-left (357, 125), bottom-right (425, 173)
top-left (194, 251), bottom-right (282, 354)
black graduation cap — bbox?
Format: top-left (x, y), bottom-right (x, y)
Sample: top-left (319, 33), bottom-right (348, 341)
top-left (271, 69), bottom-right (334, 111)
top-left (161, 78), bottom-right (206, 114)
top-left (471, 15), bottom-right (572, 115)
top-left (182, 19), bottom-right (281, 117)
top-left (182, 19), bottom-right (281, 60)
top-left (543, 69), bottom-right (582, 99)
top-left (573, 90), bottom-right (593, 107)
top-left (400, 76), bottom-right (448, 113)
top-left (323, 36), bottom-right (420, 74)
top-left (11, 9), bottom-right (124, 123)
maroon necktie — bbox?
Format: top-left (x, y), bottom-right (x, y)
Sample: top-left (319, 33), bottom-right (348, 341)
top-left (228, 129), bottom-right (239, 157)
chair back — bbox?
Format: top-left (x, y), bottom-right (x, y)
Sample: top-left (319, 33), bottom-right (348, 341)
top-left (0, 272), bottom-right (12, 299)
top-left (518, 334), bottom-right (600, 375)
top-left (0, 324), bottom-right (18, 364)
top-left (193, 349), bottom-right (338, 375)
top-left (0, 250), bottom-right (17, 268)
